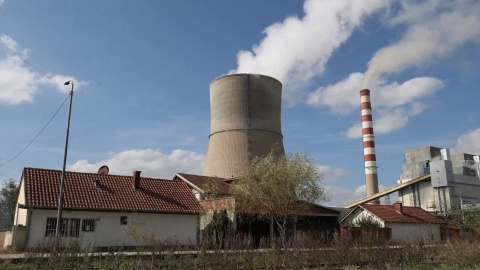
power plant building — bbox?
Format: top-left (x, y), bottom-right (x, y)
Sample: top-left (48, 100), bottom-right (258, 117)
top-left (397, 146), bottom-right (480, 212)
top-left (346, 146), bottom-right (480, 213)
top-left (203, 74), bottom-right (285, 178)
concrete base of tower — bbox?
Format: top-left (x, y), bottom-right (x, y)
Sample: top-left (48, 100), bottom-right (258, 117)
top-left (365, 173), bottom-right (380, 204)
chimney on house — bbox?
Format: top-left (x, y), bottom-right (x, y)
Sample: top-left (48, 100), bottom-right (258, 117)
top-left (394, 202), bottom-right (403, 214)
top-left (133, 171), bottom-right (141, 190)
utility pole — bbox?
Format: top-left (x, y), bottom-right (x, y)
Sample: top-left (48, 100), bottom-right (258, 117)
top-left (55, 81), bottom-right (74, 244)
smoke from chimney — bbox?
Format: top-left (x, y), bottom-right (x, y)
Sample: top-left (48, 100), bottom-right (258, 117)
top-left (360, 89), bottom-right (380, 204)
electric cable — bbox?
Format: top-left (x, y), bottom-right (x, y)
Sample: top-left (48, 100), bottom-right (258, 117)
top-left (0, 41), bottom-right (63, 86)
top-left (0, 94), bottom-right (70, 168)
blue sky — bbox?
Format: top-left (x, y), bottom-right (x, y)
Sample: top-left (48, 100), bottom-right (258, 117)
top-left (1, 0), bottom-right (479, 206)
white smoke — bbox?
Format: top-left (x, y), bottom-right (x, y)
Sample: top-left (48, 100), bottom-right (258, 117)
top-left (363, 0), bottom-right (480, 88)
top-left (233, 0), bottom-right (389, 103)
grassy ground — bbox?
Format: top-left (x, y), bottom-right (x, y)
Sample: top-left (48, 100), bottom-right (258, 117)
top-left (1, 232), bottom-right (480, 269)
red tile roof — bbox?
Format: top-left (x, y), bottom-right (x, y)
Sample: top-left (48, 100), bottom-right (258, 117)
top-left (175, 173), bottom-right (231, 195)
top-left (22, 168), bottom-right (201, 214)
top-left (359, 204), bottom-right (444, 224)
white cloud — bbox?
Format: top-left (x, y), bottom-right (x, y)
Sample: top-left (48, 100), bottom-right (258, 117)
top-left (316, 165), bottom-right (353, 182)
top-left (308, 74), bottom-right (444, 114)
top-left (0, 55), bottom-right (38, 104)
top-left (68, 148), bottom-right (206, 179)
top-left (307, 72), bottom-right (364, 115)
top-left (454, 129), bottom-right (480, 155)
top-left (344, 107), bottom-right (421, 139)
top-left (233, 0), bottom-right (389, 103)
top-left (306, 73), bottom-right (444, 138)
top-left (36, 74), bottom-right (88, 93)
top-left (0, 35), bottom-right (88, 105)
top-left (308, 74), bottom-right (444, 138)
top-left (0, 35), bottom-right (17, 52)
top-left (364, 0), bottom-right (480, 87)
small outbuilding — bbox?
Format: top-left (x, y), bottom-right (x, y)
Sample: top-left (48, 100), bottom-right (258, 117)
top-left (13, 168), bottom-right (201, 251)
top-left (175, 173), bottom-right (340, 244)
top-left (341, 203), bottom-right (445, 243)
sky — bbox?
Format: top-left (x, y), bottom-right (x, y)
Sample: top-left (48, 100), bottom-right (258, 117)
top-left (1, 0), bottom-right (480, 207)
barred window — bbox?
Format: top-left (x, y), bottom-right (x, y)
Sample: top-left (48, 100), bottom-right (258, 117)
top-left (45, 217), bottom-right (57, 237)
top-left (120, 216), bottom-right (128, 225)
top-left (82, 219), bottom-right (96, 232)
top-left (45, 217), bottom-right (81, 237)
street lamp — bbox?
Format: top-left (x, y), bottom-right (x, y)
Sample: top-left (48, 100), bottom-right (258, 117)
top-left (55, 80), bottom-right (74, 238)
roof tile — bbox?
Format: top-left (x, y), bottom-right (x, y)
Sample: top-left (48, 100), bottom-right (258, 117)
top-left (23, 168), bottom-right (201, 213)
top-left (360, 204), bottom-right (444, 224)
top-left (177, 173), bottom-right (232, 195)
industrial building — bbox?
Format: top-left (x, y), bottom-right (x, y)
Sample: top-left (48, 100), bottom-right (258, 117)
top-left (397, 146), bottom-right (480, 212)
top-left (198, 73), bottom-right (339, 242)
top-left (346, 146), bottom-right (480, 213)
top-left (203, 74), bottom-right (285, 178)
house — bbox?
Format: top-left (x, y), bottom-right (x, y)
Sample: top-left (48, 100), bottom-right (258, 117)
top-left (13, 167), bottom-right (201, 251)
top-left (342, 203), bottom-right (445, 243)
top-left (174, 173), bottom-right (340, 243)
top-left (174, 173), bottom-right (233, 200)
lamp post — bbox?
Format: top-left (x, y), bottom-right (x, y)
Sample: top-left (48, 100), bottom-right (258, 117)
top-left (55, 81), bottom-right (74, 238)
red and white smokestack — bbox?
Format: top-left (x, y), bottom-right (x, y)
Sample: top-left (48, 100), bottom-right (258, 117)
top-left (360, 89), bottom-right (380, 204)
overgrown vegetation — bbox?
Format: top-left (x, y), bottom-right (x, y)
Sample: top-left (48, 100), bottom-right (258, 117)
top-left (232, 151), bottom-right (327, 247)
top-left (0, 179), bottom-right (19, 229)
top-left (3, 232), bottom-right (480, 269)
top-left (445, 204), bottom-right (480, 230)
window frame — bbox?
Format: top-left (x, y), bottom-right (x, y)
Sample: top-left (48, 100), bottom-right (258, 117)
top-left (45, 217), bottom-right (81, 237)
top-left (82, 219), bottom-right (96, 232)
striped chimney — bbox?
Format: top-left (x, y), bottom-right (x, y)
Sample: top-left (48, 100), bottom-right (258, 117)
top-left (360, 89), bottom-right (380, 204)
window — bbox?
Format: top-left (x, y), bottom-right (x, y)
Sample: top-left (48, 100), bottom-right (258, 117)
top-left (82, 219), bottom-right (96, 232)
top-left (120, 216), bottom-right (128, 225)
top-left (45, 217), bottom-right (57, 237)
top-left (45, 217), bottom-right (81, 237)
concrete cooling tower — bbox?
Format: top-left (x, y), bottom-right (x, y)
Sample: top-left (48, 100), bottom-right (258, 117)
top-left (203, 74), bottom-right (285, 178)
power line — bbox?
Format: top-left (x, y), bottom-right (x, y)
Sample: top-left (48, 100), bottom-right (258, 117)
top-left (0, 95), bottom-right (70, 168)
top-left (1, 132), bottom-right (66, 176)
top-left (0, 41), bottom-right (63, 87)
top-left (21, 132), bottom-right (66, 164)
top-left (0, 171), bottom-right (14, 180)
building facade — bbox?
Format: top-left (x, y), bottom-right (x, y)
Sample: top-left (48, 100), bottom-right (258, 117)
top-left (13, 168), bottom-right (201, 251)
top-left (397, 146), bottom-right (480, 212)
top-left (342, 203), bottom-right (445, 243)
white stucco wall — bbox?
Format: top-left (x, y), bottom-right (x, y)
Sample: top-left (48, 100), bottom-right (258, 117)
top-left (14, 178), bottom-right (27, 226)
top-left (26, 209), bottom-right (198, 250)
top-left (387, 223), bottom-right (441, 244)
top-left (3, 231), bottom-right (12, 249)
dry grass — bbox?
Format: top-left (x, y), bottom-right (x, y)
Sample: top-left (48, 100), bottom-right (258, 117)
top-left (2, 231), bottom-right (480, 269)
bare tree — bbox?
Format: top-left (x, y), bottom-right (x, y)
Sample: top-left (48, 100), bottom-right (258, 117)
top-left (232, 152), bottom-right (327, 247)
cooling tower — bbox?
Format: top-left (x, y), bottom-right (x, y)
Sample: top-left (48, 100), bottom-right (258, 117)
top-left (203, 74), bottom-right (285, 178)
top-left (360, 89), bottom-right (380, 204)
